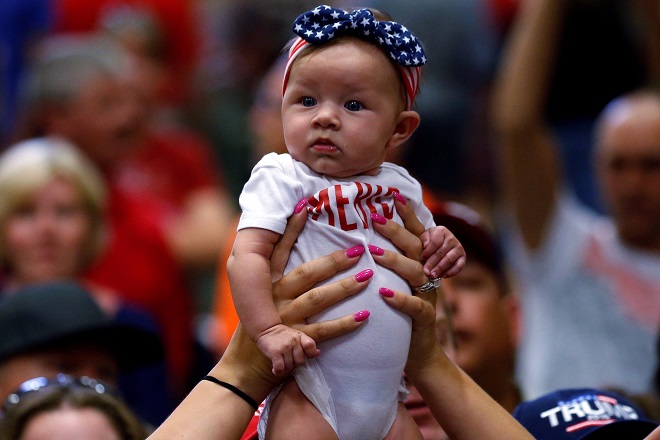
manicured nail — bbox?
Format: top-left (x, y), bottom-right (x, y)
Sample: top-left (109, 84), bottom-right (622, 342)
top-left (379, 287), bottom-right (394, 297)
top-left (354, 269), bottom-right (374, 282)
top-left (354, 310), bottom-right (370, 322)
top-left (346, 245), bottom-right (365, 258)
top-left (294, 199), bottom-right (307, 213)
top-left (371, 213), bottom-right (386, 225)
top-left (393, 192), bottom-right (407, 205)
top-left (368, 244), bottom-right (384, 256)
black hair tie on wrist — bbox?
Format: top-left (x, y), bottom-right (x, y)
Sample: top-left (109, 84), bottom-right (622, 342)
top-left (201, 375), bottom-right (259, 411)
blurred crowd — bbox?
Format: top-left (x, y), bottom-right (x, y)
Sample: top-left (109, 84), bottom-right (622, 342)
top-left (0, 0), bottom-right (658, 437)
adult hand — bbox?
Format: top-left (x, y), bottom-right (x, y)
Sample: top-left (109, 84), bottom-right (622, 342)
top-left (369, 198), bottom-right (448, 379)
top-left (217, 206), bottom-right (372, 401)
top-left (271, 206), bottom-right (369, 343)
top-left (148, 208), bottom-right (372, 440)
top-left (369, 199), bottom-right (533, 440)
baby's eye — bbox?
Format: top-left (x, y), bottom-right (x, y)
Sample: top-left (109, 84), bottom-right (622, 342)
top-left (345, 100), bottom-right (363, 111)
top-left (301, 96), bottom-right (316, 107)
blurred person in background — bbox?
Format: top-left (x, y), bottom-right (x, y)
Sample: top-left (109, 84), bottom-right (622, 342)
top-left (405, 200), bottom-right (522, 440)
top-left (513, 387), bottom-right (660, 440)
top-left (99, 7), bottom-right (235, 274)
top-left (491, 0), bottom-right (660, 399)
top-left (50, 0), bottom-right (200, 114)
top-left (0, 374), bottom-right (148, 440)
top-left (0, 138), bottom-right (105, 290)
top-left (0, 138), bottom-right (175, 425)
top-left (0, 281), bottom-right (165, 427)
top-left (12, 35), bottom-right (200, 397)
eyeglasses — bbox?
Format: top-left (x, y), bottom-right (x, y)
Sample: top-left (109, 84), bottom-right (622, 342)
top-left (1, 373), bottom-right (116, 416)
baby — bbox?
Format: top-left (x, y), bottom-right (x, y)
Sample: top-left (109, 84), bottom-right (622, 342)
top-left (227, 5), bottom-right (465, 439)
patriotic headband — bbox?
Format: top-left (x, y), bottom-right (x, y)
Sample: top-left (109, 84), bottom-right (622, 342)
top-left (282, 5), bottom-right (426, 110)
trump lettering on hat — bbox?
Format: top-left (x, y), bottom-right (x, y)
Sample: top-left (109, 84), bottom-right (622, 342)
top-left (513, 388), bottom-right (659, 439)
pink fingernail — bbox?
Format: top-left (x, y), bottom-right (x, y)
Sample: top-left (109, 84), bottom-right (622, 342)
top-left (368, 245), bottom-right (384, 256)
top-left (371, 213), bottom-right (386, 225)
top-left (393, 192), bottom-right (407, 205)
top-left (354, 310), bottom-right (370, 322)
top-left (354, 269), bottom-right (373, 282)
top-left (379, 287), bottom-right (394, 297)
top-left (346, 245), bottom-right (365, 258)
top-left (294, 199), bottom-right (307, 214)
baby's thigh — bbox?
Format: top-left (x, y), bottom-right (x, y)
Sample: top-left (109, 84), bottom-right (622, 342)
top-left (265, 378), bottom-right (337, 440)
top-left (384, 402), bottom-right (424, 440)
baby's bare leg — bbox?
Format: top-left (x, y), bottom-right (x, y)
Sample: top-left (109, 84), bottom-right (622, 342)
top-left (265, 378), bottom-right (337, 440)
top-left (384, 402), bottom-right (424, 440)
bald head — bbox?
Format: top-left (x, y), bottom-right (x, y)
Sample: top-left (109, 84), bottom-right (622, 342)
top-left (596, 91), bottom-right (660, 149)
top-left (594, 90), bottom-right (660, 251)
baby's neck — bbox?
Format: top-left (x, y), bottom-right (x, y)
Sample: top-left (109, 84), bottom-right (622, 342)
top-left (322, 166), bottom-right (383, 179)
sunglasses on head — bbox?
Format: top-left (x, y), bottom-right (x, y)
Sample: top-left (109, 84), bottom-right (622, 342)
top-left (1, 373), bottom-right (116, 417)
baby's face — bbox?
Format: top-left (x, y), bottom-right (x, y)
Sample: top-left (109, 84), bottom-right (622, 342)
top-left (282, 39), bottom-right (405, 178)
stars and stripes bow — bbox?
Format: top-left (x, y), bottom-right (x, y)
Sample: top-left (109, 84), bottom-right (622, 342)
top-left (283, 4), bottom-right (426, 109)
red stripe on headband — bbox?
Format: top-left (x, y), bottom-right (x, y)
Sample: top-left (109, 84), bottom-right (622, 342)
top-left (398, 66), bottom-right (420, 110)
top-left (282, 37), bottom-right (309, 96)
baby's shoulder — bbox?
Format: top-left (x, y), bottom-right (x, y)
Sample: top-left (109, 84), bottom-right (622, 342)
top-left (253, 152), bottom-right (294, 168)
top-left (380, 161), bottom-right (412, 176)
top-left (379, 162), bottom-right (422, 187)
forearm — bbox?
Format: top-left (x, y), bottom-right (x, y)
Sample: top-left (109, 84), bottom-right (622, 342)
top-left (491, 0), bottom-right (565, 249)
top-left (491, 0), bottom-right (567, 133)
top-left (408, 347), bottom-right (533, 440)
top-left (227, 252), bottom-right (282, 341)
top-left (148, 325), bottom-right (275, 440)
top-left (147, 379), bottom-right (255, 440)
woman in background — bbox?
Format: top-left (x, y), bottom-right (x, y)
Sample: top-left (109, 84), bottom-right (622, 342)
top-left (0, 374), bottom-right (147, 439)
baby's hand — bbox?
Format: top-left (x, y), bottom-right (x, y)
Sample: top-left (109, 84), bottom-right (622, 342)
top-left (420, 226), bottom-right (466, 279)
top-left (256, 323), bottom-right (318, 376)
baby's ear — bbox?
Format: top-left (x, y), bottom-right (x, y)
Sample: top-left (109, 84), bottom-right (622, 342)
top-left (388, 110), bottom-right (420, 150)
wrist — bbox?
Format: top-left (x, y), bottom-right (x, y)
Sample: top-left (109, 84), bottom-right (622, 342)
top-left (211, 324), bottom-right (280, 404)
top-left (202, 375), bottom-right (259, 411)
top-left (405, 346), bottom-right (447, 386)
top-left (257, 321), bottom-right (285, 338)
top-left (252, 318), bottom-right (284, 342)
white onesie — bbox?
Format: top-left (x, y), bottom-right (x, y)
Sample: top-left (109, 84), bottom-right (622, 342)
top-left (238, 153), bottom-right (434, 440)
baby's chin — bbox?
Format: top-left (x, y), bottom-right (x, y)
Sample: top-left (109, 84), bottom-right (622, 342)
top-left (292, 150), bottom-right (384, 178)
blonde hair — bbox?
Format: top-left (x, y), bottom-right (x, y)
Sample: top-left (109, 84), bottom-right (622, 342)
top-left (0, 137), bottom-right (107, 271)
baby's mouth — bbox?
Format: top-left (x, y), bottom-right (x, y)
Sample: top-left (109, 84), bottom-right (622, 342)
top-left (311, 139), bottom-right (339, 154)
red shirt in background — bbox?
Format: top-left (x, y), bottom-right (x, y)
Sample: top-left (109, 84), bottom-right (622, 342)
top-left (82, 186), bottom-right (194, 393)
top-left (113, 127), bottom-right (222, 225)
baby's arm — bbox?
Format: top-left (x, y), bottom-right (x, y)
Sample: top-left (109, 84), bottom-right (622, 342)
top-left (227, 228), bottom-right (317, 375)
top-left (419, 226), bottom-right (466, 279)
